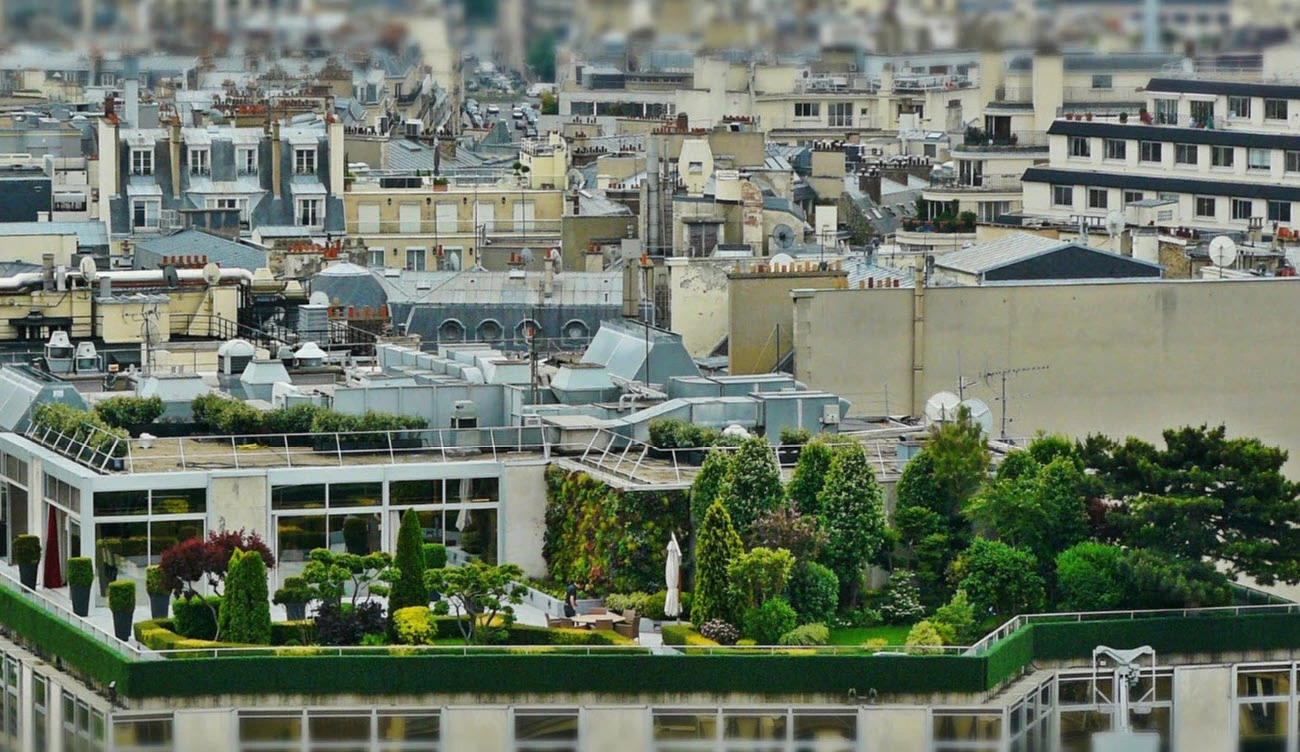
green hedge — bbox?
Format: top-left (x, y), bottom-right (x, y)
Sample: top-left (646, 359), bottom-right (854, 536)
top-left (0, 582), bottom-right (131, 689)
top-left (983, 624), bottom-right (1036, 689)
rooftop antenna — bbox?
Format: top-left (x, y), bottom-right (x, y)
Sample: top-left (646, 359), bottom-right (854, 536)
top-left (1208, 235), bottom-right (1238, 277)
top-left (1078, 215), bottom-right (1089, 247)
top-left (1105, 210), bottom-right (1125, 253)
top-left (980, 364), bottom-right (1050, 440)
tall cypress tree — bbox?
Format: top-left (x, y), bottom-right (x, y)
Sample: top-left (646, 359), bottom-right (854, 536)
top-left (218, 549), bottom-right (272, 644)
top-left (691, 500), bottom-right (743, 626)
top-left (388, 508), bottom-right (429, 613)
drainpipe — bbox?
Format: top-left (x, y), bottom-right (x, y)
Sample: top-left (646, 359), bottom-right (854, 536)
top-left (910, 255), bottom-right (926, 418)
top-left (169, 118), bottom-right (182, 200)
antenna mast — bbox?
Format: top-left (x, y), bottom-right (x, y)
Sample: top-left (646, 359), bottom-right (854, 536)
top-left (980, 364), bottom-right (1050, 440)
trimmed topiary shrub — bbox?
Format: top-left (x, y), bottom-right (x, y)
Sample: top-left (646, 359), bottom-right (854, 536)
top-left (393, 606), bottom-right (436, 645)
top-left (145, 566), bottom-right (167, 597)
top-left (661, 624), bottom-right (720, 647)
top-left (388, 509), bottom-right (429, 614)
top-left (217, 549), bottom-right (272, 644)
top-left (67, 557), bottom-right (94, 587)
top-left (741, 598), bottom-right (798, 645)
top-left (423, 543), bottom-right (447, 570)
top-left (173, 596), bottom-right (223, 640)
top-left (778, 622), bottom-right (830, 646)
top-left (12, 535), bottom-right (41, 565)
top-left (108, 580), bottom-right (136, 612)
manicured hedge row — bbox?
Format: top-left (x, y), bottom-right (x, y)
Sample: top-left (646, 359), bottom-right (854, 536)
top-left (662, 624), bottom-right (720, 647)
top-left (0, 583), bottom-right (131, 688)
top-left (983, 624), bottom-right (1036, 690)
top-left (1032, 613), bottom-right (1300, 661)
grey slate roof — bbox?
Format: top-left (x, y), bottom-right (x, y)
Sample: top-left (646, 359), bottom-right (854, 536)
top-left (933, 233), bottom-right (1065, 274)
top-left (1145, 77), bottom-right (1300, 100)
top-left (1048, 120), bottom-right (1300, 150)
top-left (1022, 167), bottom-right (1300, 201)
top-left (0, 221), bottom-right (109, 250)
top-left (133, 230), bottom-right (268, 272)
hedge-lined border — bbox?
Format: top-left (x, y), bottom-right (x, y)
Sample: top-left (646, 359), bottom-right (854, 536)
top-left (6, 578), bottom-right (1300, 700)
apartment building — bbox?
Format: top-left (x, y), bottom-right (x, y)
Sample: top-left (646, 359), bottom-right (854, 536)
top-left (1021, 77), bottom-right (1300, 234)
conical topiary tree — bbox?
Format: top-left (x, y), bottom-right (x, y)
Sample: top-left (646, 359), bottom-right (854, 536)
top-left (691, 500), bottom-right (743, 626)
top-left (388, 508), bottom-right (429, 614)
top-left (716, 436), bottom-right (783, 534)
top-left (690, 450), bottom-right (732, 524)
top-left (817, 445), bottom-right (889, 608)
top-left (218, 549), bottom-right (272, 644)
top-left (787, 437), bottom-right (833, 517)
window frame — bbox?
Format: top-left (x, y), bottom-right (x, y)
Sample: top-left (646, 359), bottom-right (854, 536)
top-left (1194, 196), bottom-right (1217, 219)
top-left (1068, 136), bottom-right (1091, 159)
top-left (1269, 200), bottom-right (1292, 223)
top-left (1232, 198), bottom-right (1254, 221)
top-left (794, 102), bottom-right (820, 118)
top-left (1104, 139), bottom-right (1127, 161)
top-left (296, 197), bottom-right (322, 227)
top-left (294, 147), bottom-right (317, 175)
top-left (1139, 141), bottom-right (1162, 163)
top-left (131, 199), bottom-right (160, 230)
top-left (1212, 145), bottom-right (1235, 168)
top-left (1174, 143), bottom-right (1198, 166)
top-left (1248, 148), bottom-right (1273, 171)
top-left (1087, 188), bottom-right (1108, 210)
top-left (130, 148), bottom-right (153, 176)
top-left (188, 147), bottom-right (210, 176)
top-left (237, 146), bottom-right (258, 175)
top-left (1052, 185), bottom-right (1074, 208)
top-left (1265, 98), bottom-right (1289, 121)
top-left (1123, 190), bottom-right (1144, 205)
top-left (1229, 96), bottom-right (1251, 119)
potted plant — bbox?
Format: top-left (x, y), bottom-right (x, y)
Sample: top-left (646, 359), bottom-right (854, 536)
top-left (1139, 108), bottom-right (1153, 125)
top-left (145, 565), bottom-right (171, 620)
top-left (273, 576), bottom-right (313, 621)
top-left (108, 580), bottom-right (135, 642)
top-left (342, 516), bottom-right (369, 555)
top-left (423, 543), bottom-right (447, 603)
top-left (432, 177), bottom-right (449, 191)
top-left (1119, 111), bottom-right (1129, 124)
top-left (1085, 112), bottom-right (1093, 121)
top-left (67, 557), bottom-right (94, 616)
top-left (13, 535), bottom-right (40, 590)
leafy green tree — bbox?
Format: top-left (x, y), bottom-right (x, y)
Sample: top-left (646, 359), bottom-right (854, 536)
top-left (932, 589), bottom-right (978, 644)
top-left (1055, 542), bottom-right (1127, 612)
top-left (690, 450), bottom-right (731, 524)
top-left (526, 31), bottom-right (557, 81)
top-left (1092, 425), bottom-right (1300, 585)
top-left (890, 505), bottom-right (955, 608)
top-left (928, 407), bottom-right (991, 516)
top-left (301, 549), bottom-right (392, 609)
top-left (1119, 549), bottom-right (1232, 609)
top-left (786, 562), bottom-right (838, 625)
top-left (727, 547), bottom-right (794, 611)
top-left (952, 539), bottom-right (1045, 620)
top-left (895, 450), bottom-right (947, 521)
top-left (964, 457), bottom-right (1088, 566)
top-left (787, 438), bottom-right (833, 516)
top-left (540, 91), bottom-right (558, 115)
top-left (716, 437), bottom-right (784, 534)
top-left (217, 549), bottom-right (272, 644)
top-left (425, 562), bottom-right (525, 644)
top-left (1111, 494), bottom-right (1224, 564)
top-left (816, 446), bottom-right (889, 606)
top-left (741, 598), bottom-right (798, 645)
top-left (994, 450), bottom-right (1039, 482)
top-left (745, 506), bottom-right (826, 562)
top-left (691, 500), bottom-right (744, 625)
top-left (388, 509), bottom-right (429, 614)
top-left (905, 620), bottom-right (946, 653)
top-left (1027, 433), bottom-right (1080, 468)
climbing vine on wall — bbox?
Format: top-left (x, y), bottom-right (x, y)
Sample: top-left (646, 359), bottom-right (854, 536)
top-left (543, 466), bottom-right (691, 594)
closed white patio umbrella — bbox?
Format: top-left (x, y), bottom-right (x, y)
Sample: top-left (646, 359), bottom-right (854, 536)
top-left (664, 533), bottom-right (682, 620)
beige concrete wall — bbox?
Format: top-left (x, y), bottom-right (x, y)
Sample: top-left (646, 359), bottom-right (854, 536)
top-left (793, 280), bottom-right (1300, 469)
top-left (666, 257), bottom-right (732, 357)
top-left (174, 709), bottom-right (235, 751)
top-left (862, 706), bottom-right (928, 748)
top-left (581, 706), bottom-right (651, 752)
top-left (98, 299), bottom-right (172, 345)
top-left (729, 270), bottom-right (846, 375)
top-left (443, 706), bottom-right (510, 752)
top-left (1174, 665), bottom-right (1233, 751)
top-left (209, 474), bottom-right (269, 540)
top-left (0, 235), bottom-right (79, 265)
top-left (562, 215), bottom-right (635, 272)
top-left (502, 461), bottom-right (549, 579)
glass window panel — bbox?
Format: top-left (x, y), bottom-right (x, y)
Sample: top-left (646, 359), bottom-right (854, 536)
top-left (391, 480), bottom-right (445, 506)
top-left (240, 714), bottom-right (303, 741)
top-left (94, 490), bottom-right (149, 516)
top-left (793, 713), bottom-right (855, 744)
top-left (152, 489), bottom-right (206, 515)
top-left (515, 713), bottom-right (578, 740)
top-left (1239, 702), bottom-right (1287, 750)
top-left (308, 713), bottom-right (370, 741)
top-left (377, 712), bottom-right (439, 741)
top-left (113, 718), bottom-right (173, 746)
top-left (453, 508), bottom-right (497, 564)
top-left (1058, 677), bottom-right (1095, 705)
top-left (331, 513), bottom-right (380, 557)
top-left (277, 515), bottom-right (328, 581)
top-left (462, 477), bottom-right (499, 503)
top-left (655, 713), bottom-right (718, 740)
top-left (1239, 671), bottom-right (1291, 698)
top-left (724, 713), bottom-right (786, 740)
top-left (272, 485), bottom-right (326, 511)
top-left (149, 520), bottom-right (204, 561)
top-left (330, 483), bottom-right (382, 508)
top-left (97, 522), bottom-right (150, 578)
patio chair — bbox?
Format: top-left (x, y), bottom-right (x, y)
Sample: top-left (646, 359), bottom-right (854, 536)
top-left (593, 619), bottom-right (614, 630)
top-left (556, 618), bottom-right (574, 628)
top-left (614, 610), bottom-right (639, 639)
top-left (589, 606), bottom-right (607, 615)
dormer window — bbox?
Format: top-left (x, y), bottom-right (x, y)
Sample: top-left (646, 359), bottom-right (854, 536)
top-left (237, 146), bottom-right (258, 174)
top-left (130, 148), bottom-right (153, 176)
top-left (295, 147), bottom-right (317, 175)
top-left (189, 147), bottom-right (210, 176)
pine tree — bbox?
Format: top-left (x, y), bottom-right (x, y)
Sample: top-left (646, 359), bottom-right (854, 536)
top-left (691, 500), bottom-right (743, 626)
top-left (817, 445), bottom-right (889, 607)
top-left (388, 508), bottom-right (429, 613)
top-left (218, 549), bottom-right (272, 644)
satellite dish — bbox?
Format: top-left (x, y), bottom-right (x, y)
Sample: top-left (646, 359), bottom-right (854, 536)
top-left (141, 318), bottom-right (162, 346)
top-left (309, 291), bottom-right (329, 306)
top-left (565, 168), bottom-right (586, 190)
top-left (1104, 210), bottom-right (1125, 237)
top-left (770, 252), bottom-right (795, 268)
top-left (958, 398), bottom-right (994, 437)
top-left (78, 255), bottom-right (97, 283)
top-left (520, 247), bottom-right (534, 264)
top-left (771, 223), bottom-right (796, 250)
top-left (1209, 236), bottom-right (1238, 268)
top-left (162, 265), bottom-right (180, 288)
top-left (202, 262), bottom-right (222, 285)
top-left (445, 251), bottom-right (462, 271)
top-left (923, 391), bottom-right (961, 427)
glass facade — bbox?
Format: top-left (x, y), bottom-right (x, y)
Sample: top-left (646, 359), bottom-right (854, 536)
top-left (652, 709), bottom-right (856, 751)
top-left (94, 488), bottom-right (207, 596)
top-left (238, 709), bottom-right (440, 751)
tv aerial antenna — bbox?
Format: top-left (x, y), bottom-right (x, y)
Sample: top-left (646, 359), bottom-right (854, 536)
top-left (1208, 235), bottom-right (1238, 276)
top-left (128, 304), bottom-right (164, 375)
top-left (981, 364), bottom-right (1050, 440)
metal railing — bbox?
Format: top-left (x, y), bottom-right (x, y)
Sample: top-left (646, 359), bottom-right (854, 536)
top-left (147, 642), bottom-right (976, 659)
top-left (24, 421), bottom-right (127, 473)
top-left (0, 565), bottom-right (147, 659)
top-left (345, 218), bottom-right (563, 237)
top-left (926, 175), bottom-right (1023, 193)
top-left (965, 603), bottom-right (1300, 656)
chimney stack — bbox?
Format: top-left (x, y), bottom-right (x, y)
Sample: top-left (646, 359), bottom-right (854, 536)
top-left (271, 119), bottom-right (282, 200)
top-left (169, 119), bottom-right (182, 200)
top-left (124, 57), bottom-right (140, 127)
top-left (859, 169), bottom-right (882, 204)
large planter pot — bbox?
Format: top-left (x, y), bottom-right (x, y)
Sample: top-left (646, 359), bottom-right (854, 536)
top-left (149, 593), bottom-right (171, 620)
top-left (18, 563), bottom-right (37, 590)
top-left (111, 610), bottom-right (133, 642)
top-left (285, 602), bottom-right (307, 621)
top-left (70, 585), bottom-right (91, 617)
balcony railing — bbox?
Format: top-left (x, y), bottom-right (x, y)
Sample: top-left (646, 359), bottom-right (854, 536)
top-left (927, 174), bottom-right (1023, 192)
top-left (346, 218), bottom-right (563, 237)
top-left (958, 130), bottom-right (1049, 150)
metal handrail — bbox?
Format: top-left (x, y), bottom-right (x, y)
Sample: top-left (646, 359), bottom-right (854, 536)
top-left (148, 642), bottom-right (976, 659)
top-left (0, 568), bottom-right (147, 659)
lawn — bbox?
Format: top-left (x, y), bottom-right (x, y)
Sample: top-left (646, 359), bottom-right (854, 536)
top-left (826, 625), bottom-right (913, 646)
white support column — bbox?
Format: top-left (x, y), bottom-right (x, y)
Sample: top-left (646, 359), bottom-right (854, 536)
top-left (442, 706), bottom-right (510, 752)
top-left (1173, 665), bottom-right (1233, 752)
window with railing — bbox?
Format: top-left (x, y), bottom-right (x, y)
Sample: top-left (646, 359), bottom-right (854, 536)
top-left (1154, 99), bottom-right (1178, 125)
